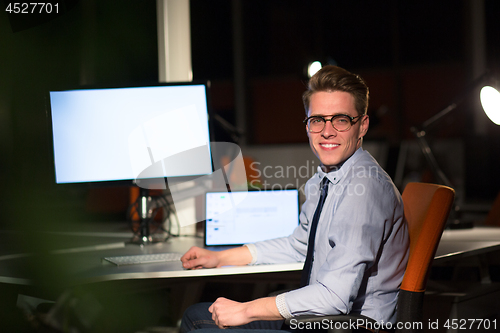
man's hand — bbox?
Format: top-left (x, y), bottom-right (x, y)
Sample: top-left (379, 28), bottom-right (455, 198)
top-left (181, 245), bottom-right (254, 270)
top-left (209, 296), bottom-right (283, 329)
top-left (209, 297), bottom-right (252, 328)
top-left (181, 246), bottom-right (221, 269)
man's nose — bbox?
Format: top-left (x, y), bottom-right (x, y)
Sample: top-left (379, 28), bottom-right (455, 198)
top-left (322, 120), bottom-right (337, 137)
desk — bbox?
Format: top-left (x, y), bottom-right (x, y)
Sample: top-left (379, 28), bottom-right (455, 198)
top-left (425, 227), bottom-right (500, 331)
top-left (0, 225), bottom-right (304, 331)
top-left (2, 226), bottom-right (500, 289)
top-left (70, 238), bottom-right (304, 285)
top-left (435, 227), bottom-right (500, 262)
top-left (2, 225), bottom-right (500, 332)
top-left (0, 234), bottom-right (302, 288)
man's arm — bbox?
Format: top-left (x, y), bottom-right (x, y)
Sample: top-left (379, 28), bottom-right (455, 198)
top-left (181, 245), bottom-right (253, 269)
top-left (209, 296), bottom-right (282, 328)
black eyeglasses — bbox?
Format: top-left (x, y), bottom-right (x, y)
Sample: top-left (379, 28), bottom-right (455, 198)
top-left (304, 114), bottom-right (364, 133)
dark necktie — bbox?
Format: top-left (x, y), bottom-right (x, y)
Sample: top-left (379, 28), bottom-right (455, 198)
top-left (300, 176), bottom-right (330, 287)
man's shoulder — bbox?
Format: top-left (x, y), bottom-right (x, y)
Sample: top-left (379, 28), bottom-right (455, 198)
top-left (348, 150), bottom-right (400, 197)
top-left (351, 150), bottom-right (390, 181)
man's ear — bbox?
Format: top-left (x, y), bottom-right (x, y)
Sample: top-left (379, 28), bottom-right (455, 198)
top-left (359, 115), bottom-right (369, 139)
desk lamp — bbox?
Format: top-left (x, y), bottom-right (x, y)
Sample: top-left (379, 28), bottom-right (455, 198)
top-left (410, 72), bottom-right (500, 227)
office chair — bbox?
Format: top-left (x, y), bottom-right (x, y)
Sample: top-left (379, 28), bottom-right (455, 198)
top-left (286, 182), bottom-right (455, 333)
top-left (484, 190), bottom-right (500, 226)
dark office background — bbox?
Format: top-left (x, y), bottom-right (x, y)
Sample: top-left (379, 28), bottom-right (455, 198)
top-left (1, 0), bottom-right (500, 227)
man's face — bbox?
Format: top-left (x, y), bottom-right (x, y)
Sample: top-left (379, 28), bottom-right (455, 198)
top-left (306, 91), bottom-right (369, 172)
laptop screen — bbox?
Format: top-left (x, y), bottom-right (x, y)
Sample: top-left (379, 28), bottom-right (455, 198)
top-left (204, 189), bottom-right (299, 246)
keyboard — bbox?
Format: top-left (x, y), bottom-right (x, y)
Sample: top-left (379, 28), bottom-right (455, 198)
top-left (103, 252), bottom-right (183, 266)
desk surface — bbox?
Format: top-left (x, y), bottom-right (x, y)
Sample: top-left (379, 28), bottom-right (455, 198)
top-left (435, 227), bottom-right (500, 261)
top-left (0, 226), bottom-right (303, 288)
top-left (2, 225), bottom-right (500, 288)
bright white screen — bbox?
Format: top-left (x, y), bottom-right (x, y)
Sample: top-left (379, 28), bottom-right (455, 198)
top-left (205, 189), bottom-right (299, 246)
top-left (49, 84), bottom-right (212, 184)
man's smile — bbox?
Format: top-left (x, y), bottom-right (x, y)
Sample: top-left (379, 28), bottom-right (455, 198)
top-left (319, 143), bottom-right (340, 149)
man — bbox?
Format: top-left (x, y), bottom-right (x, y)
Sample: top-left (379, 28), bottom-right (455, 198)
top-left (180, 65), bottom-right (409, 332)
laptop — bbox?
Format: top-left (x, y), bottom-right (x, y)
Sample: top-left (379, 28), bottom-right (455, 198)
top-left (204, 188), bottom-right (300, 247)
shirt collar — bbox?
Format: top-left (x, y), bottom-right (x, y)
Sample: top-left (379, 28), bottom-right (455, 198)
top-left (316, 147), bottom-right (364, 185)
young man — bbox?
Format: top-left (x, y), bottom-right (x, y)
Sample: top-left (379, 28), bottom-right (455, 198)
top-left (180, 66), bottom-right (409, 332)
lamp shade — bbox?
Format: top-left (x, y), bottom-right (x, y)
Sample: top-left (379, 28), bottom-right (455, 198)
top-left (480, 86), bottom-right (500, 125)
top-left (307, 61), bottom-right (322, 78)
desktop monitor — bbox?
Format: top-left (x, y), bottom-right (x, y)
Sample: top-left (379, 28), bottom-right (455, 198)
top-left (48, 82), bottom-right (214, 243)
top-left (47, 82), bottom-right (213, 187)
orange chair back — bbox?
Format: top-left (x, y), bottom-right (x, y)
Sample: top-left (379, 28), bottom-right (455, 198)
top-left (400, 182), bottom-right (455, 293)
top-left (484, 191), bottom-right (500, 226)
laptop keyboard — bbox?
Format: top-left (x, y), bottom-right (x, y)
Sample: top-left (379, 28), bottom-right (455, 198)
top-left (103, 252), bottom-right (183, 266)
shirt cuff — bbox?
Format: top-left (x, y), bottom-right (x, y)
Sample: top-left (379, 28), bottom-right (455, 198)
top-left (244, 244), bottom-right (257, 265)
top-left (276, 293), bottom-right (292, 320)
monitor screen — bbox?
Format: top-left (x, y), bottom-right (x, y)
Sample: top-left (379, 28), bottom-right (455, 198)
top-left (48, 83), bottom-right (213, 185)
top-left (204, 189), bottom-right (300, 246)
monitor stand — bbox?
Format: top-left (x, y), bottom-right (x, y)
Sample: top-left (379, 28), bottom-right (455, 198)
top-left (130, 187), bottom-right (164, 245)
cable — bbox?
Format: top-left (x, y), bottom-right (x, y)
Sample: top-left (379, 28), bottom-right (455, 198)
top-left (126, 192), bottom-right (184, 241)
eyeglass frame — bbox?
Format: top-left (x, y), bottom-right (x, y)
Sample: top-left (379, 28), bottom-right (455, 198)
top-left (303, 114), bottom-right (365, 133)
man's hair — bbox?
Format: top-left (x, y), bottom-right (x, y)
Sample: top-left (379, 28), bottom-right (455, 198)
top-left (303, 65), bottom-right (369, 116)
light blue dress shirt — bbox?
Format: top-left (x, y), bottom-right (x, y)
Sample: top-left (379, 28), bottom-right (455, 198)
top-left (248, 148), bottom-right (409, 324)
